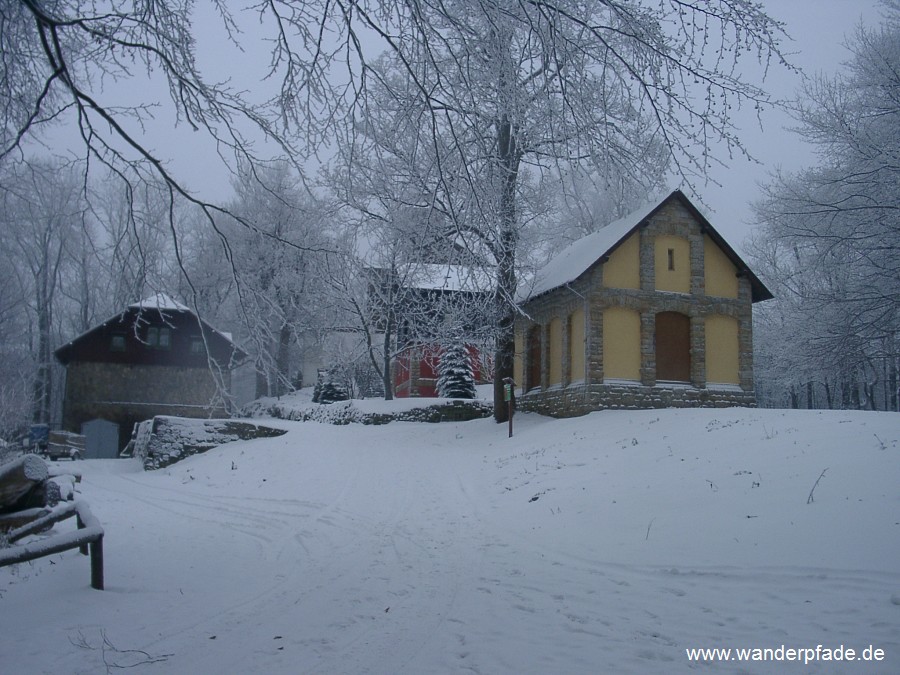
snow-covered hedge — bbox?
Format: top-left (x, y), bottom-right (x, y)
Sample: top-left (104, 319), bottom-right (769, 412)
top-left (244, 398), bottom-right (493, 426)
top-left (132, 417), bottom-right (287, 470)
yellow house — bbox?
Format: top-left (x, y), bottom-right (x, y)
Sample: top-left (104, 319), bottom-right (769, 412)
top-left (514, 190), bottom-right (772, 415)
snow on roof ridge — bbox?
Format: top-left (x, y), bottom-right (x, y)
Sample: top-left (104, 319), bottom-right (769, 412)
top-left (129, 293), bottom-right (190, 312)
top-left (519, 192), bottom-right (671, 302)
top-left (407, 263), bottom-right (493, 292)
top-left (126, 294), bottom-right (246, 350)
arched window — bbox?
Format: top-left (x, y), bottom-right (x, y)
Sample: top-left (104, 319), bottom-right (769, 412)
top-left (548, 317), bottom-right (563, 386)
top-left (568, 308), bottom-right (585, 383)
top-left (705, 315), bottom-right (740, 384)
top-left (527, 325), bottom-right (542, 391)
top-left (655, 312), bottom-right (691, 382)
top-left (603, 307), bottom-right (641, 381)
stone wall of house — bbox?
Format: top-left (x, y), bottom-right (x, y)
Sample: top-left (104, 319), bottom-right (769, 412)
top-left (515, 198), bottom-right (759, 417)
top-left (517, 382), bottom-right (757, 417)
top-left (62, 362), bottom-right (231, 450)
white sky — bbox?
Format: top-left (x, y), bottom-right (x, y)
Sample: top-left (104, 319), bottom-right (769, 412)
top-left (30, 0), bottom-right (886, 257)
top-left (187, 0), bottom-right (887, 254)
top-left (699, 0), bottom-right (884, 251)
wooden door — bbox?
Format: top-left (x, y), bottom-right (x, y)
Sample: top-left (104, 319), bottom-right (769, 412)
top-left (655, 312), bottom-right (691, 382)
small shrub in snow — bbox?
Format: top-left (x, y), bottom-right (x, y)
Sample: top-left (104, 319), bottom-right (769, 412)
top-left (313, 368), bottom-right (350, 405)
top-left (437, 343), bottom-right (476, 399)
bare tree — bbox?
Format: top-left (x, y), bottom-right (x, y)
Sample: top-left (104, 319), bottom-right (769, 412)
top-left (51, 174), bottom-right (185, 343)
top-left (751, 1), bottom-right (899, 410)
top-left (0, 258), bottom-right (31, 439)
top-left (330, 1), bottom-right (788, 418)
top-left (218, 161), bottom-right (333, 397)
top-left (0, 158), bottom-right (86, 424)
top-left (4, 1), bottom-right (789, 419)
top-left (90, 178), bottom-right (183, 312)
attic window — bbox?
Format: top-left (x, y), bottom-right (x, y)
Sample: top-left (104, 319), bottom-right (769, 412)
top-left (110, 334), bottom-right (126, 352)
top-left (667, 248), bottom-right (675, 271)
top-left (146, 326), bottom-right (171, 350)
top-left (190, 337), bottom-right (205, 354)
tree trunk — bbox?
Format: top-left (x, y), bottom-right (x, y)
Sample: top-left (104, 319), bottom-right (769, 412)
top-left (863, 381), bottom-right (876, 411)
top-left (493, 115), bottom-right (520, 423)
top-left (890, 358), bottom-right (898, 412)
top-left (0, 455), bottom-right (49, 509)
top-left (382, 314), bottom-right (394, 400)
top-left (276, 322), bottom-right (292, 397)
top-left (33, 283), bottom-right (53, 425)
top-left (13, 479), bottom-right (61, 510)
top-left (255, 363), bottom-right (269, 399)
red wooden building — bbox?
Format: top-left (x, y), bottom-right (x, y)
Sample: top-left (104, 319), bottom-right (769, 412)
top-left (392, 343), bottom-right (490, 398)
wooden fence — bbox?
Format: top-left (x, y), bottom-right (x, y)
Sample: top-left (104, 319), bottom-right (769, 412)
top-left (0, 500), bottom-right (105, 590)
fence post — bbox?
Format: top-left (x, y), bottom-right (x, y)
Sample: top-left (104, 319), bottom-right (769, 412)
top-left (77, 511), bottom-right (88, 556)
top-left (89, 537), bottom-right (104, 590)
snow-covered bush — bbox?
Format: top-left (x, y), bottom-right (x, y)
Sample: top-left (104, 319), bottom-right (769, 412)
top-left (437, 343), bottom-right (476, 399)
top-left (313, 367), bottom-right (351, 405)
top-left (248, 398), bottom-right (492, 426)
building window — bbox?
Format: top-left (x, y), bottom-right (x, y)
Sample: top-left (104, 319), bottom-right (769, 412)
top-left (146, 326), bottom-right (171, 350)
top-left (190, 337), bottom-right (205, 354)
top-left (603, 307), bottom-right (641, 381)
top-left (705, 315), bottom-right (740, 385)
top-left (568, 308), bottom-right (585, 383)
top-left (655, 235), bottom-right (690, 293)
top-left (110, 334), bottom-right (126, 352)
top-left (655, 312), bottom-right (691, 382)
top-left (548, 317), bottom-right (563, 386)
top-left (527, 325), bottom-right (542, 391)
top-left (158, 327), bottom-right (171, 349)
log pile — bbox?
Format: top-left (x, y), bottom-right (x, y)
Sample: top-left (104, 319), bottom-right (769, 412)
top-left (0, 454), bottom-right (81, 532)
top-left (0, 454), bottom-right (104, 590)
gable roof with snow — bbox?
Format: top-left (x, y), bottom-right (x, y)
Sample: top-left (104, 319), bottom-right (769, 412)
top-left (128, 292), bottom-right (191, 312)
top-left (403, 264), bottom-right (494, 293)
top-left (519, 190), bottom-right (772, 304)
top-left (55, 294), bottom-right (247, 367)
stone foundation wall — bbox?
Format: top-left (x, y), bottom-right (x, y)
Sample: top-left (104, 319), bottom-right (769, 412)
top-left (62, 362), bottom-right (231, 450)
top-left (517, 382), bottom-right (757, 418)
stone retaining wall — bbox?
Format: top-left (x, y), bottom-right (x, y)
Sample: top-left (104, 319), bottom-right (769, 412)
top-left (517, 382), bottom-right (757, 418)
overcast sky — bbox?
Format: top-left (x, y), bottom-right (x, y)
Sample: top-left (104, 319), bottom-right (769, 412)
top-left (35, 1), bottom-right (885, 257)
top-left (198, 0), bottom-right (885, 254)
top-left (699, 0), bottom-right (884, 251)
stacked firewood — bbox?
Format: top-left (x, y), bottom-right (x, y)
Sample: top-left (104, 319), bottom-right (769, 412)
top-left (0, 455), bottom-right (79, 533)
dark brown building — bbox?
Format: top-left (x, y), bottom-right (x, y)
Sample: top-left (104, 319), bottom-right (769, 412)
top-left (55, 294), bottom-right (246, 454)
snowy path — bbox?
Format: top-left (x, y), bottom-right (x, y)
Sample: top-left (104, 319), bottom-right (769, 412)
top-left (2, 409), bottom-right (898, 673)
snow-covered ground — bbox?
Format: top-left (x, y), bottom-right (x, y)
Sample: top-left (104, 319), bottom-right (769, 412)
top-left (2, 405), bottom-right (898, 674)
